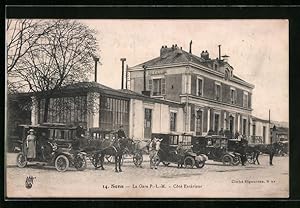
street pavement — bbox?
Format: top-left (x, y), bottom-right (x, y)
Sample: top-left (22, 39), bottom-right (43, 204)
top-left (5, 153), bottom-right (289, 198)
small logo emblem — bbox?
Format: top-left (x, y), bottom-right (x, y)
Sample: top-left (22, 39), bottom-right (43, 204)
top-left (25, 176), bottom-right (36, 189)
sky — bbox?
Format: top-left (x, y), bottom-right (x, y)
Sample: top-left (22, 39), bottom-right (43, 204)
top-left (80, 19), bottom-right (289, 123)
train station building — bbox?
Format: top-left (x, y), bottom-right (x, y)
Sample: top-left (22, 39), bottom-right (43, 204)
top-left (128, 44), bottom-right (255, 138)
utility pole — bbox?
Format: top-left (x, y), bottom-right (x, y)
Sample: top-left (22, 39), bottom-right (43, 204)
top-left (120, 58), bottom-right (126, 89)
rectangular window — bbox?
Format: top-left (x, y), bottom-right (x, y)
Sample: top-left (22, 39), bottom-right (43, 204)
top-left (243, 92), bottom-right (249, 108)
top-left (152, 78), bottom-right (166, 96)
top-left (215, 83), bottom-right (221, 101)
top-left (230, 89), bottom-right (236, 104)
top-left (252, 124), bottom-right (256, 136)
top-left (39, 95), bottom-right (87, 126)
top-left (99, 96), bottom-right (129, 136)
top-left (170, 135), bottom-right (179, 145)
top-left (170, 112), bottom-right (177, 132)
top-left (197, 78), bottom-right (203, 96)
top-left (179, 135), bottom-right (192, 146)
top-left (196, 110), bottom-right (202, 135)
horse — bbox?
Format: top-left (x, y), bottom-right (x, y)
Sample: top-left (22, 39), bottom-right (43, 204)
top-left (97, 137), bottom-right (134, 172)
top-left (243, 141), bottom-right (284, 165)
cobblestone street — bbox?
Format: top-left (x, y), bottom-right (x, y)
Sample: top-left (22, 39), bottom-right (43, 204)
top-left (5, 153), bottom-right (289, 198)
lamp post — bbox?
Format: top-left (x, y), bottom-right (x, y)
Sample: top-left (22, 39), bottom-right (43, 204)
top-left (92, 55), bottom-right (100, 82)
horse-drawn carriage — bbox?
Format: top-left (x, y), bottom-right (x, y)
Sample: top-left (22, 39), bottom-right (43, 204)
top-left (191, 135), bottom-right (241, 166)
top-left (153, 133), bottom-right (207, 168)
top-left (75, 128), bottom-right (145, 171)
top-left (15, 124), bottom-right (87, 172)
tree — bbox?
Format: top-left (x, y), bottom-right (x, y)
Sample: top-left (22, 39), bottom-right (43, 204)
top-left (8, 19), bottom-right (99, 122)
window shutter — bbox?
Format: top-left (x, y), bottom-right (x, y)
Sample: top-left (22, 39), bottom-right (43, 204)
top-left (161, 78), bottom-right (166, 95)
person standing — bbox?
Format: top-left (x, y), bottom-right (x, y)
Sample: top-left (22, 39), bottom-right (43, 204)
top-left (149, 137), bottom-right (162, 169)
top-left (176, 142), bottom-right (185, 168)
top-left (26, 129), bottom-right (36, 160)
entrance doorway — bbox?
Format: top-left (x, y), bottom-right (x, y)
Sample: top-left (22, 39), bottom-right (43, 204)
top-left (144, 108), bottom-right (152, 139)
top-left (229, 115), bottom-right (234, 134)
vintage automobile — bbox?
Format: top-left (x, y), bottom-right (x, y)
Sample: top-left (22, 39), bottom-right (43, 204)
top-left (16, 123), bottom-right (87, 172)
top-left (191, 135), bottom-right (241, 166)
top-left (153, 133), bottom-right (207, 169)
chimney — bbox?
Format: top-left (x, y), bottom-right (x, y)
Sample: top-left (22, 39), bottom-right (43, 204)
top-left (201, 50), bottom-right (210, 60)
top-left (141, 65), bottom-right (151, 96)
top-left (222, 55), bottom-right (230, 62)
top-left (120, 58), bottom-right (126, 89)
top-left (160, 45), bottom-right (172, 58)
top-left (189, 40), bottom-right (192, 53)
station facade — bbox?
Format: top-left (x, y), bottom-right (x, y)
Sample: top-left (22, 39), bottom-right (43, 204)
top-left (128, 45), bottom-right (255, 137)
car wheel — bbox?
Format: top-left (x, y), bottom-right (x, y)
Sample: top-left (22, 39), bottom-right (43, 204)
top-left (16, 152), bottom-right (27, 168)
top-left (232, 155), bottom-right (241, 166)
top-left (195, 161), bottom-right (205, 168)
top-left (74, 155), bottom-right (87, 171)
top-left (133, 153), bottom-right (143, 167)
top-left (222, 154), bottom-right (233, 166)
top-left (184, 156), bottom-right (195, 168)
top-left (55, 155), bottom-right (69, 172)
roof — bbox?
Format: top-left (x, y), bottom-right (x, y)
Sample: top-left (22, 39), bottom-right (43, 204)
top-left (9, 82), bottom-right (183, 108)
top-left (133, 49), bottom-right (210, 68)
top-left (62, 81), bottom-right (113, 91)
top-left (131, 47), bottom-right (252, 87)
top-left (252, 116), bottom-right (270, 123)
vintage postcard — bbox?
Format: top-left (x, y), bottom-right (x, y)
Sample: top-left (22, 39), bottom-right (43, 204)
top-left (5, 19), bottom-right (289, 198)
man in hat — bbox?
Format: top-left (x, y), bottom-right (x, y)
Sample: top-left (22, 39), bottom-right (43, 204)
top-left (26, 129), bottom-right (36, 160)
top-left (117, 125), bottom-right (126, 139)
top-left (149, 137), bottom-right (162, 169)
top-left (176, 142), bottom-right (185, 168)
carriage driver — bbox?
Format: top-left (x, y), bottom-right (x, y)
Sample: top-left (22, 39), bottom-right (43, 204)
top-left (117, 125), bottom-right (126, 139)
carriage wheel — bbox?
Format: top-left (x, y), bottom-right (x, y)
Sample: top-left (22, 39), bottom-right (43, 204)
top-left (133, 153), bottom-right (143, 167)
top-left (74, 155), bottom-right (87, 171)
top-left (55, 155), bottom-right (69, 172)
top-left (184, 156), bottom-right (195, 169)
top-left (222, 154), bottom-right (233, 166)
top-left (91, 154), bottom-right (102, 168)
top-left (16, 152), bottom-right (27, 168)
top-left (231, 155), bottom-right (241, 166)
top-left (162, 161), bottom-right (170, 167)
